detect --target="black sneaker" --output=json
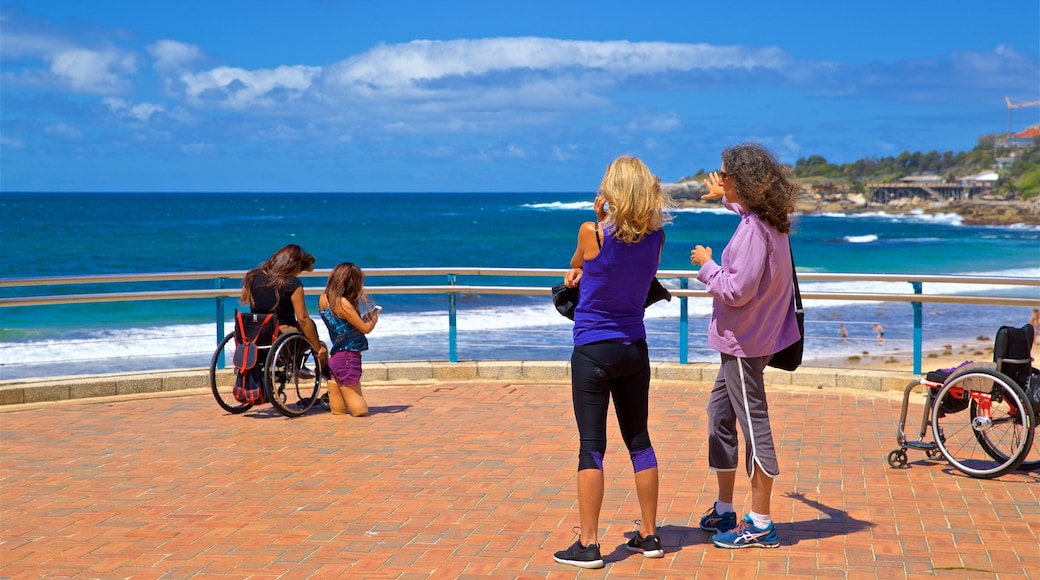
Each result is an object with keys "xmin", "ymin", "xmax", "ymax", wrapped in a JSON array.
[
  {"xmin": 553, "ymin": 540, "xmax": 604, "ymax": 569},
  {"xmin": 625, "ymin": 531, "xmax": 664, "ymax": 558}
]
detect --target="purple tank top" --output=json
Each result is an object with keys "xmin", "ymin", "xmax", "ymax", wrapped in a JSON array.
[{"xmin": 573, "ymin": 225, "xmax": 663, "ymax": 346}]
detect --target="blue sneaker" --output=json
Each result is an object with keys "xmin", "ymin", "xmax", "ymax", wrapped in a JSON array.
[
  {"xmin": 711, "ymin": 514, "xmax": 779, "ymax": 549},
  {"xmin": 699, "ymin": 506, "xmax": 737, "ymax": 533}
]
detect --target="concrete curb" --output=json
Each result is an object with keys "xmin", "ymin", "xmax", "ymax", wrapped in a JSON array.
[{"xmin": 0, "ymin": 361, "xmax": 918, "ymax": 407}]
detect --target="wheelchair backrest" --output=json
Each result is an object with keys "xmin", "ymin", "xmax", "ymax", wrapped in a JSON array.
[
  {"xmin": 233, "ymin": 310, "xmax": 280, "ymax": 371},
  {"xmin": 994, "ymin": 324, "xmax": 1034, "ymax": 387}
]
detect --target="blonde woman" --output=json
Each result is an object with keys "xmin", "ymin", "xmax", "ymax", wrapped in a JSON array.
[{"xmin": 553, "ymin": 156, "xmax": 673, "ymax": 569}]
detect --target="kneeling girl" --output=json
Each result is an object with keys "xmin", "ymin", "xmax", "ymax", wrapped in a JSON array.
[{"xmin": 319, "ymin": 262, "xmax": 378, "ymax": 417}]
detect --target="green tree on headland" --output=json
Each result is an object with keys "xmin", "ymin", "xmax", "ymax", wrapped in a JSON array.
[
  {"xmin": 678, "ymin": 135, "xmax": 1039, "ymax": 199},
  {"xmin": 787, "ymin": 134, "xmax": 1038, "ymax": 199}
]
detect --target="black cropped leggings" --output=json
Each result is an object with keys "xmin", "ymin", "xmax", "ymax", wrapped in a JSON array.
[{"xmin": 570, "ymin": 339, "xmax": 653, "ymax": 471}]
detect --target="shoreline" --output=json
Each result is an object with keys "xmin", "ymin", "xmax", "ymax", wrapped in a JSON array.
[
  {"xmin": 811, "ymin": 335, "xmax": 1040, "ymax": 374},
  {"xmin": 664, "ymin": 183, "xmax": 1040, "ymax": 227}
]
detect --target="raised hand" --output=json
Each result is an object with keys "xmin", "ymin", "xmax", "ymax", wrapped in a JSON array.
[{"xmin": 701, "ymin": 171, "xmax": 725, "ymax": 201}]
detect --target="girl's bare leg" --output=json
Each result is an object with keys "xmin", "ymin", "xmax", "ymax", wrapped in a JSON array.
[
  {"xmin": 341, "ymin": 383, "xmax": 369, "ymax": 417},
  {"xmin": 326, "ymin": 378, "xmax": 349, "ymax": 415}
]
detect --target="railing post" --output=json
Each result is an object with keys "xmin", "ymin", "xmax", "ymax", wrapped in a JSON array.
[
  {"xmin": 216, "ymin": 277, "xmax": 227, "ymax": 369},
  {"xmin": 448, "ymin": 274, "xmax": 458, "ymax": 363},
  {"xmin": 679, "ymin": 277, "xmax": 689, "ymax": 364},
  {"xmin": 911, "ymin": 281, "xmax": 923, "ymax": 375}
]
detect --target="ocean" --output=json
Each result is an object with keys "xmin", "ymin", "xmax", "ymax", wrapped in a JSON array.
[{"xmin": 1, "ymin": 192, "xmax": 1038, "ymax": 379}]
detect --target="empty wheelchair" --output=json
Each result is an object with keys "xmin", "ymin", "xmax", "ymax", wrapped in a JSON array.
[
  {"xmin": 209, "ymin": 310, "xmax": 324, "ymax": 418},
  {"xmin": 888, "ymin": 324, "xmax": 1038, "ymax": 478}
]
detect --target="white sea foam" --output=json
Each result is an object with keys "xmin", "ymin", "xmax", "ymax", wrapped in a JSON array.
[
  {"xmin": 815, "ymin": 210, "xmax": 964, "ymax": 226},
  {"xmin": 671, "ymin": 206, "xmax": 732, "ymax": 215},
  {"xmin": 843, "ymin": 234, "xmax": 878, "ymax": 243},
  {"xmin": 522, "ymin": 201, "xmax": 592, "ymax": 210},
  {"xmin": 521, "ymin": 200, "xmax": 733, "ymax": 216},
  {"xmin": 799, "ymin": 271, "xmax": 1039, "ymax": 307}
]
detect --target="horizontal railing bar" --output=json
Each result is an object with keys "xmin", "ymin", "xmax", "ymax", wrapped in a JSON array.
[
  {"xmin": 2, "ymin": 269, "xmax": 1038, "ymax": 288},
  {"xmin": 0, "ymin": 286, "xmax": 1035, "ymax": 308},
  {"xmin": 0, "ymin": 267, "xmax": 567, "ymax": 287}
]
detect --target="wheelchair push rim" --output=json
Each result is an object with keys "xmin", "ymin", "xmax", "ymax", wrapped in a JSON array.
[{"xmin": 265, "ymin": 332, "xmax": 323, "ymax": 418}]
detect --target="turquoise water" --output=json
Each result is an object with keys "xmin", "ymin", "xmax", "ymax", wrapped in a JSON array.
[{"xmin": 1, "ymin": 192, "xmax": 1037, "ymax": 378}]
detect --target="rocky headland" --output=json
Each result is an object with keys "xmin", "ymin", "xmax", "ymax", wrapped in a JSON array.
[{"xmin": 662, "ymin": 181, "xmax": 1040, "ymax": 227}]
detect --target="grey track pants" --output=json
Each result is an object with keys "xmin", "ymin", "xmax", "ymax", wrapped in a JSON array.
[{"xmin": 707, "ymin": 354, "xmax": 780, "ymax": 479}]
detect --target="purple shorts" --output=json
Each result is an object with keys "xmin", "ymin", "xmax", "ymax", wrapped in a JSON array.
[{"xmin": 328, "ymin": 350, "xmax": 362, "ymax": 385}]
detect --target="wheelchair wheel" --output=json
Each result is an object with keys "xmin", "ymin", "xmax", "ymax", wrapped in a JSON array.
[
  {"xmin": 210, "ymin": 332, "xmax": 251, "ymax": 414},
  {"xmin": 970, "ymin": 377, "xmax": 1037, "ymax": 472},
  {"xmin": 1012, "ymin": 433, "xmax": 1040, "ymax": 471},
  {"xmin": 264, "ymin": 332, "xmax": 322, "ymax": 418},
  {"xmin": 931, "ymin": 369, "xmax": 1033, "ymax": 478}
]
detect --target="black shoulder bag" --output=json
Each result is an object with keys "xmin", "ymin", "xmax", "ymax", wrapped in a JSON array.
[{"xmin": 766, "ymin": 239, "xmax": 804, "ymax": 371}]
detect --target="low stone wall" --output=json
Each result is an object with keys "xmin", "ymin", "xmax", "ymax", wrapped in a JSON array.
[{"xmin": 0, "ymin": 361, "xmax": 917, "ymax": 408}]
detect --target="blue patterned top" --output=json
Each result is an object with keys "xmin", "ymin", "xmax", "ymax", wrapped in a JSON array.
[{"xmin": 320, "ymin": 304, "xmax": 369, "ymax": 354}]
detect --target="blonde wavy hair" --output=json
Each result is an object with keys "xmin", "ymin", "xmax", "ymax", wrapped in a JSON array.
[{"xmin": 599, "ymin": 156, "xmax": 674, "ymax": 243}]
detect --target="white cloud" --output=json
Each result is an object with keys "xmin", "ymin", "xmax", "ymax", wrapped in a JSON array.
[
  {"xmin": 178, "ymin": 65, "xmax": 321, "ymax": 109},
  {"xmin": 783, "ymin": 134, "xmax": 801, "ymax": 155},
  {"xmin": 626, "ymin": 113, "xmax": 682, "ymax": 134},
  {"xmin": 48, "ymin": 48, "xmax": 136, "ymax": 94},
  {"xmin": 552, "ymin": 144, "xmax": 578, "ymax": 161},
  {"xmin": 103, "ymin": 97, "xmax": 165, "ymax": 121},
  {"xmin": 423, "ymin": 145, "xmax": 455, "ymax": 158},
  {"xmin": 1, "ymin": 19, "xmax": 137, "ymax": 94},
  {"xmin": 181, "ymin": 143, "xmax": 214, "ymax": 155},
  {"xmin": 44, "ymin": 123, "xmax": 83, "ymax": 139},
  {"xmin": 0, "ymin": 28, "xmax": 73, "ymax": 60},
  {"xmin": 148, "ymin": 40, "xmax": 203, "ymax": 72},
  {"xmin": 0, "ymin": 135, "xmax": 26, "ymax": 149},
  {"xmin": 324, "ymin": 37, "xmax": 790, "ymax": 94}
]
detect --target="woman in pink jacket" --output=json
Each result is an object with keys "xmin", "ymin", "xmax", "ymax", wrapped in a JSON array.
[{"xmin": 690, "ymin": 143, "xmax": 800, "ymax": 549}]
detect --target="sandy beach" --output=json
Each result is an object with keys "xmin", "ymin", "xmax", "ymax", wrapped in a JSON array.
[{"xmin": 812, "ymin": 333, "xmax": 1040, "ymax": 374}]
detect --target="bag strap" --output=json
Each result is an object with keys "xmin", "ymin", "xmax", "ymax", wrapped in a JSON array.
[
  {"xmin": 788, "ymin": 237, "xmax": 802, "ymax": 311},
  {"xmin": 236, "ymin": 310, "xmax": 275, "ymax": 344}
]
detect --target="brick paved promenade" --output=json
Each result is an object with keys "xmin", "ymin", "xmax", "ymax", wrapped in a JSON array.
[{"xmin": 2, "ymin": 375, "xmax": 1038, "ymax": 579}]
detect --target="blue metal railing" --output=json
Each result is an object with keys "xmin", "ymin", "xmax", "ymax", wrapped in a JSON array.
[{"xmin": 1, "ymin": 269, "xmax": 1037, "ymax": 375}]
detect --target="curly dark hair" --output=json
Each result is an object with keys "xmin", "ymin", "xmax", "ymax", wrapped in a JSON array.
[{"xmin": 722, "ymin": 143, "xmax": 799, "ymax": 233}]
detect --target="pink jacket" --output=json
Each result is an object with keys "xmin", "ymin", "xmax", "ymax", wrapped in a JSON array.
[{"xmin": 696, "ymin": 202, "xmax": 801, "ymax": 358}]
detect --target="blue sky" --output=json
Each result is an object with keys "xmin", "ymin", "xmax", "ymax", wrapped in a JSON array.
[{"xmin": 2, "ymin": 0, "xmax": 1038, "ymax": 193}]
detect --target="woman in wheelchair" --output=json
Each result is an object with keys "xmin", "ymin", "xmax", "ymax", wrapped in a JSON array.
[{"xmin": 240, "ymin": 244, "xmax": 328, "ymax": 366}]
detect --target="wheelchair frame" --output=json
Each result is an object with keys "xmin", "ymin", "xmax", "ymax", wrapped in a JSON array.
[
  {"xmin": 209, "ymin": 328, "xmax": 323, "ymax": 418},
  {"xmin": 888, "ymin": 363, "xmax": 1035, "ymax": 478}
]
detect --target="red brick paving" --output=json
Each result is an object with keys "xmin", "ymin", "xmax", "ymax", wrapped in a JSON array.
[{"xmin": 1, "ymin": 379, "xmax": 1038, "ymax": 579}]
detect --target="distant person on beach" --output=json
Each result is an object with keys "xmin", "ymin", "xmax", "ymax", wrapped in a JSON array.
[
  {"xmin": 241, "ymin": 244, "xmax": 327, "ymax": 363},
  {"xmin": 1031, "ymin": 308, "xmax": 1040, "ymax": 344},
  {"xmin": 318, "ymin": 262, "xmax": 378, "ymax": 417},
  {"xmin": 874, "ymin": 323, "xmax": 885, "ymax": 345},
  {"xmin": 689, "ymin": 143, "xmax": 799, "ymax": 550},
  {"xmin": 552, "ymin": 155, "xmax": 672, "ymax": 569},
  {"xmin": 839, "ymin": 324, "xmax": 848, "ymax": 343}
]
